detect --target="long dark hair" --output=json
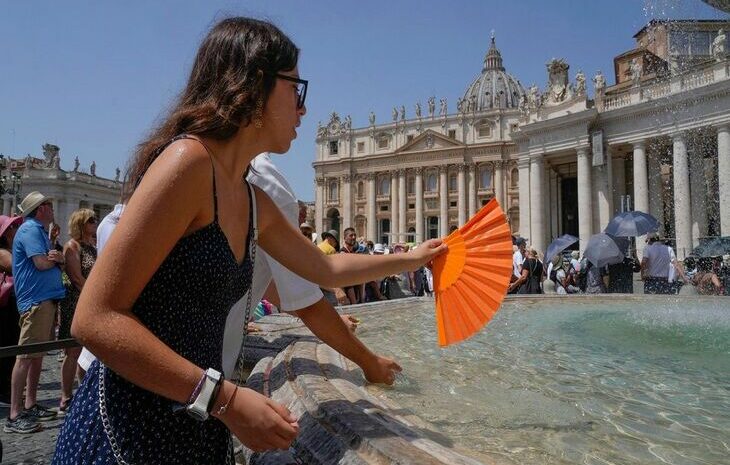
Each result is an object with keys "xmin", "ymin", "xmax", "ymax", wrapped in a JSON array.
[{"xmin": 124, "ymin": 17, "xmax": 299, "ymax": 199}]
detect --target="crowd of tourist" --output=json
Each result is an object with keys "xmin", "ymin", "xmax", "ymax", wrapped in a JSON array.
[
  {"xmin": 507, "ymin": 233, "xmax": 730, "ymax": 296},
  {"xmin": 309, "ymin": 226, "xmax": 431, "ymax": 307},
  {"xmin": 0, "ymin": 192, "xmax": 99, "ymax": 434}
]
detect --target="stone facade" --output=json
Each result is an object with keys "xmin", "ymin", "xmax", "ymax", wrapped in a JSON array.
[
  {"xmin": 0, "ymin": 147, "xmax": 121, "ymax": 241},
  {"xmin": 313, "ymin": 20, "xmax": 730, "ymax": 260},
  {"xmin": 313, "ymin": 36, "xmax": 523, "ymax": 245}
]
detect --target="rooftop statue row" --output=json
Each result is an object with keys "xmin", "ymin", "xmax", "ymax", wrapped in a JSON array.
[{"xmin": 4, "ymin": 143, "xmax": 121, "ymax": 182}]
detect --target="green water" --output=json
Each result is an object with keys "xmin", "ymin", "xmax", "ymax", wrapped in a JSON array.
[{"xmin": 359, "ymin": 297, "xmax": 730, "ymax": 465}]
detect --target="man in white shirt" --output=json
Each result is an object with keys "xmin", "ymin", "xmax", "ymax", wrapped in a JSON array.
[
  {"xmin": 510, "ymin": 237, "xmax": 526, "ymax": 294},
  {"xmin": 223, "ymin": 154, "xmax": 400, "ymax": 384}
]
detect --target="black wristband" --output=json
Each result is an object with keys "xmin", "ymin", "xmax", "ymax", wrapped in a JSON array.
[{"xmin": 206, "ymin": 373, "xmax": 225, "ymax": 414}]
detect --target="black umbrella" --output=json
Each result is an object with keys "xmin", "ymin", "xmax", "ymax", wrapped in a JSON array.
[
  {"xmin": 584, "ymin": 233, "xmax": 628, "ymax": 268},
  {"xmin": 691, "ymin": 236, "xmax": 730, "ymax": 257},
  {"xmin": 544, "ymin": 234, "xmax": 579, "ymax": 266},
  {"xmin": 604, "ymin": 211, "xmax": 660, "ymax": 237}
]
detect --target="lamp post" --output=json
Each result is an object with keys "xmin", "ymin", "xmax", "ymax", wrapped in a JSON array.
[{"xmin": 0, "ymin": 154, "xmax": 23, "ymax": 213}]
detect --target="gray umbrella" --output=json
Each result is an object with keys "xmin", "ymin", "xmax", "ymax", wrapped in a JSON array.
[
  {"xmin": 691, "ymin": 236, "xmax": 730, "ymax": 257},
  {"xmin": 583, "ymin": 233, "xmax": 627, "ymax": 268},
  {"xmin": 604, "ymin": 211, "xmax": 659, "ymax": 237},
  {"xmin": 544, "ymin": 234, "xmax": 579, "ymax": 266}
]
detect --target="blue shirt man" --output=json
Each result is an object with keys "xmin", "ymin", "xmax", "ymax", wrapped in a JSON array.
[{"xmin": 12, "ymin": 217, "xmax": 65, "ymax": 313}]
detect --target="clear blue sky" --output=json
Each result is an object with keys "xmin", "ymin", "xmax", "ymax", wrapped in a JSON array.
[{"xmin": 1, "ymin": 1, "xmax": 726, "ymax": 200}]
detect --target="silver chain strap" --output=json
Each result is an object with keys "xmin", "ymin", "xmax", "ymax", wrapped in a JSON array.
[{"xmin": 99, "ymin": 363, "xmax": 133, "ymax": 465}]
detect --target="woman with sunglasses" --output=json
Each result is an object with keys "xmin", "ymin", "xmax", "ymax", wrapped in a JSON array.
[
  {"xmin": 57, "ymin": 209, "xmax": 97, "ymax": 413},
  {"xmin": 53, "ymin": 17, "xmax": 445, "ymax": 465}
]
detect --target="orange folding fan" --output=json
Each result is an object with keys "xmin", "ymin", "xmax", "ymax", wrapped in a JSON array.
[{"xmin": 431, "ymin": 199, "xmax": 513, "ymax": 346}]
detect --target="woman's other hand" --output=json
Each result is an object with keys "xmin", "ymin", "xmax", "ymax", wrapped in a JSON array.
[{"xmin": 215, "ymin": 384, "xmax": 299, "ymax": 452}]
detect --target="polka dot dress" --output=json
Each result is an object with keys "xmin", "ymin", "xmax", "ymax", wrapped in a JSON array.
[{"xmin": 52, "ymin": 137, "xmax": 255, "ymax": 465}]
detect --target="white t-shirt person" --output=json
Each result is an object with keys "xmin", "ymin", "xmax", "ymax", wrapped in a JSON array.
[{"xmin": 222, "ymin": 154, "xmax": 323, "ymax": 378}]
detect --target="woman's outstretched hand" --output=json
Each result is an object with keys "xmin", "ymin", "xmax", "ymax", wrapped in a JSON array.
[{"xmin": 408, "ymin": 239, "xmax": 448, "ymax": 270}]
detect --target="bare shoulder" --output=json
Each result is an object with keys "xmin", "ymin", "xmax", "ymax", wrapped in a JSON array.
[
  {"xmin": 143, "ymin": 138, "xmax": 212, "ymax": 190},
  {"xmin": 64, "ymin": 239, "xmax": 80, "ymax": 253}
]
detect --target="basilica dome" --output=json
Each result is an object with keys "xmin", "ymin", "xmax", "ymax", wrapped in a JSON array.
[{"xmin": 462, "ymin": 36, "xmax": 525, "ymax": 111}]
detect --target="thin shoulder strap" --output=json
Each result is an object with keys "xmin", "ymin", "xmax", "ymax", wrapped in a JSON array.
[
  {"xmin": 245, "ymin": 181, "xmax": 258, "ymax": 242},
  {"xmin": 178, "ymin": 135, "xmax": 219, "ymax": 222}
]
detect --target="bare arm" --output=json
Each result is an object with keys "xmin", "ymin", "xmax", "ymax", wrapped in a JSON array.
[
  {"xmin": 256, "ymin": 187, "xmax": 446, "ymax": 288},
  {"xmin": 32, "ymin": 254, "xmax": 60, "ymax": 271},
  {"xmin": 0, "ymin": 249, "xmax": 12, "ymax": 274},
  {"xmin": 64, "ymin": 240, "xmax": 85, "ymax": 291}
]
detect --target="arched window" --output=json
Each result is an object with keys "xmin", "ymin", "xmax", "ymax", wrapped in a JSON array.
[
  {"xmin": 511, "ymin": 168, "xmax": 519, "ymax": 188},
  {"xmin": 479, "ymin": 166, "xmax": 492, "ymax": 189},
  {"xmin": 357, "ymin": 181, "xmax": 364, "ymax": 199},
  {"xmin": 426, "ymin": 173, "xmax": 437, "ymax": 192},
  {"xmin": 378, "ymin": 176, "xmax": 390, "ymax": 195},
  {"xmin": 328, "ymin": 181, "xmax": 338, "ymax": 201},
  {"xmin": 477, "ymin": 120, "xmax": 492, "ymax": 138}
]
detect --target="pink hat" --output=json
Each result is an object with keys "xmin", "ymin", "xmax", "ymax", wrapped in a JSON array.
[{"xmin": 0, "ymin": 215, "xmax": 23, "ymax": 240}]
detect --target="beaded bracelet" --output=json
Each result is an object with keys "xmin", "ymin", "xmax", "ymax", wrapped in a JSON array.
[{"xmin": 187, "ymin": 370, "xmax": 207, "ymax": 404}]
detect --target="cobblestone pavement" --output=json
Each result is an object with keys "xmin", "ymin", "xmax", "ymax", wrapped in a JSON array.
[{"xmin": 1, "ymin": 352, "xmax": 66, "ymax": 465}]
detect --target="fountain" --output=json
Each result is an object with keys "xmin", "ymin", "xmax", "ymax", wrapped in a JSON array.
[{"xmin": 243, "ymin": 295, "xmax": 729, "ymax": 465}]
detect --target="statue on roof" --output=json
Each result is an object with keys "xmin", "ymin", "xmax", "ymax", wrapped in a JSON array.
[
  {"xmin": 712, "ymin": 28, "xmax": 727, "ymax": 62},
  {"xmin": 369, "ymin": 111, "xmax": 376, "ymax": 126},
  {"xmin": 400, "ymin": 105, "xmax": 406, "ymax": 121},
  {"xmin": 592, "ymin": 70, "xmax": 606, "ymax": 94},
  {"xmin": 392, "ymin": 107, "xmax": 398, "ymax": 122},
  {"xmin": 90, "ymin": 161, "xmax": 96, "ymax": 176},
  {"xmin": 456, "ymin": 97, "xmax": 465, "ymax": 114},
  {"xmin": 42, "ymin": 143, "xmax": 60, "ymax": 168},
  {"xmin": 73, "ymin": 156, "xmax": 80, "ymax": 172},
  {"xmin": 546, "ymin": 58, "xmax": 571, "ymax": 104},
  {"xmin": 115, "ymin": 167, "xmax": 121, "ymax": 182},
  {"xmin": 427, "ymin": 96, "xmax": 435, "ymax": 117},
  {"xmin": 415, "ymin": 102, "xmax": 422, "ymax": 119},
  {"xmin": 575, "ymin": 70, "xmax": 586, "ymax": 95},
  {"xmin": 528, "ymin": 84, "xmax": 541, "ymax": 108}
]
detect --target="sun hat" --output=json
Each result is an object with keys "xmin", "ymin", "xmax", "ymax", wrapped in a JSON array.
[
  {"xmin": 0, "ymin": 215, "xmax": 23, "ymax": 239},
  {"xmin": 373, "ymin": 243, "xmax": 385, "ymax": 254},
  {"xmin": 299, "ymin": 222, "xmax": 313, "ymax": 230},
  {"xmin": 321, "ymin": 229, "xmax": 339, "ymax": 242},
  {"xmin": 17, "ymin": 191, "xmax": 53, "ymax": 217}
]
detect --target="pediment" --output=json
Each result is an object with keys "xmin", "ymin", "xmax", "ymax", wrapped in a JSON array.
[{"xmin": 395, "ymin": 130, "xmax": 465, "ymax": 154}]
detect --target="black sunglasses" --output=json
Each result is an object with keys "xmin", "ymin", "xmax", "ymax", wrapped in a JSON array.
[{"xmin": 276, "ymin": 74, "xmax": 308, "ymax": 109}]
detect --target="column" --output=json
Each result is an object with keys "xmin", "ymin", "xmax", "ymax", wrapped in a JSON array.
[
  {"xmin": 689, "ymin": 136, "xmax": 708, "ymax": 248},
  {"xmin": 632, "ymin": 141, "xmax": 649, "ymax": 215},
  {"xmin": 612, "ymin": 157, "xmax": 626, "ymax": 214},
  {"xmin": 415, "ymin": 168, "xmax": 424, "ymax": 243},
  {"xmin": 718, "ymin": 125, "xmax": 730, "ymax": 236},
  {"xmin": 494, "ymin": 161, "xmax": 504, "ymax": 209},
  {"xmin": 672, "ymin": 132, "xmax": 692, "ymax": 260},
  {"xmin": 518, "ymin": 157, "xmax": 531, "ymax": 240},
  {"xmin": 549, "ymin": 168, "xmax": 559, "ymax": 240},
  {"xmin": 315, "ymin": 177, "xmax": 324, "ymax": 238},
  {"xmin": 467, "ymin": 163, "xmax": 477, "ymax": 218},
  {"xmin": 398, "ymin": 169, "xmax": 407, "ymax": 240},
  {"xmin": 439, "ymin": 165, "xmax": 449, "ymax": 237},
  {"xmin": 577, "ymin": 146, "xmax": 593, "ymax": 253},
  {"xmin": 390, "ymin": 174, "xmax": 399, "ymax": 244},
  {"xmin": 648, "ymin": 150, "xmax": 664, "ymax": 233},
  {"xmin": 341, "ymin": 174, "xmax": 352, "ymax": 230},
  {"xmin": 529, "ymin": 154, "xmax": 546, "ymax": 254},
  {"xmin": 594, "ymin": 147, "xmax": 613, "ymax": 232},
  {"xmin": 366, "ymin": 173, "xmax": 377, "ymax": 241},
  {"xmin": 457, "ymin": 164, "xmax": 466, "ymax": 226}
]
